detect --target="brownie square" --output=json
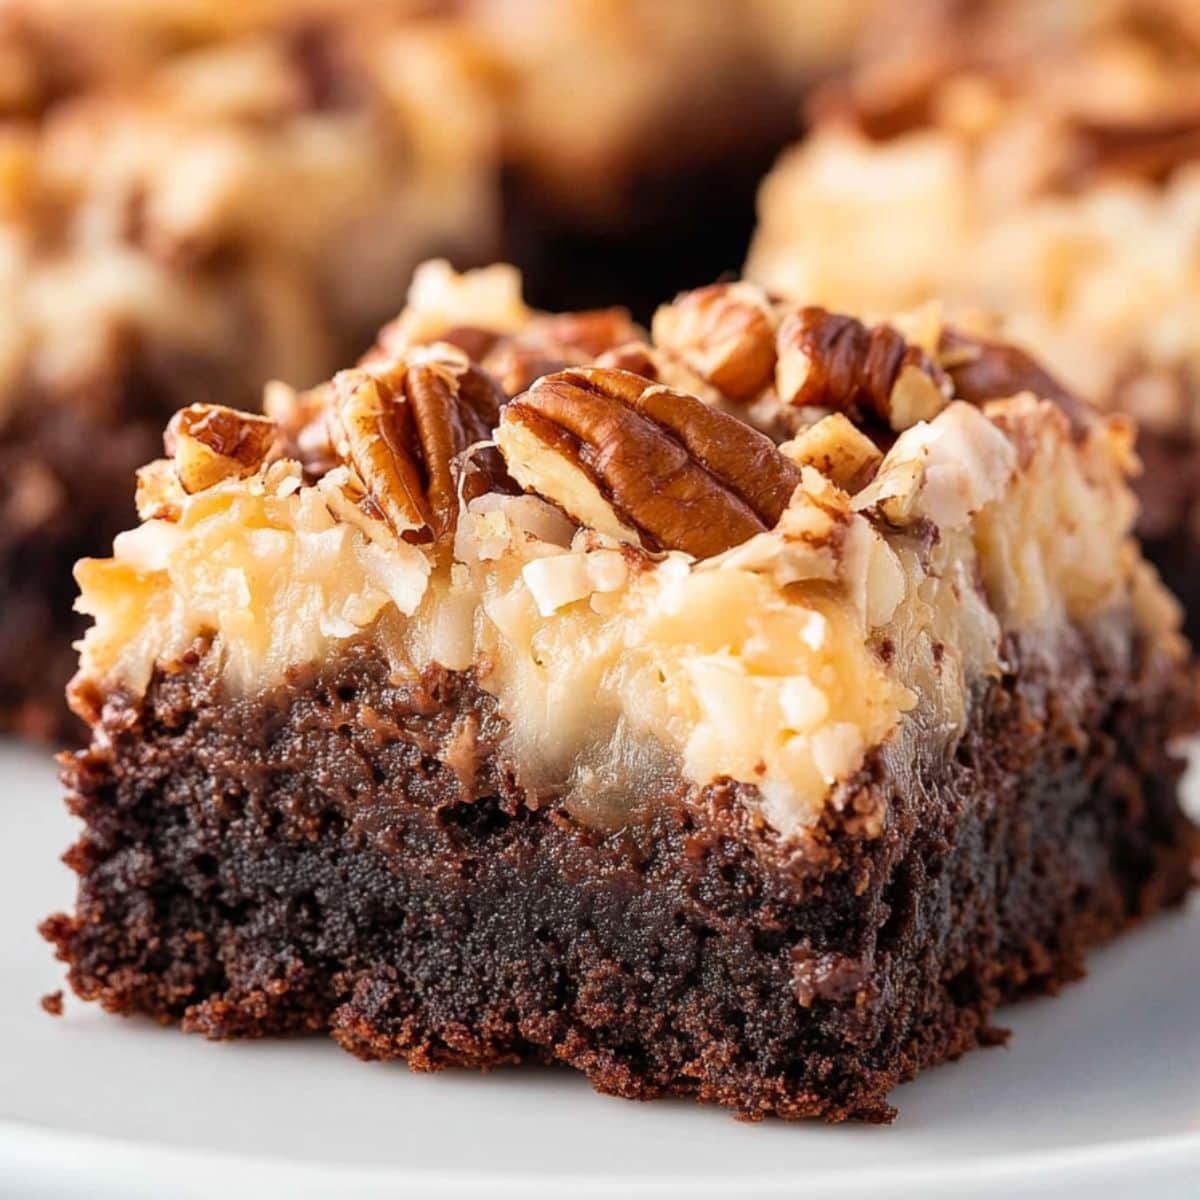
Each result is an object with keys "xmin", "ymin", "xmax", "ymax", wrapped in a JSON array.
[{"xmin": 44, "ymin": 268, "xmax": 1198, "ymax": 1119}]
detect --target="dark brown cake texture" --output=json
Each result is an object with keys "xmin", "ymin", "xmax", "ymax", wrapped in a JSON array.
[
  {"xmin": 42, "ymin": 272, "xmax": 1198, "ymax": 1121},
  {"xmin": 42, "ymin": 632, "xmax": 1195, "ymax": 1122}
]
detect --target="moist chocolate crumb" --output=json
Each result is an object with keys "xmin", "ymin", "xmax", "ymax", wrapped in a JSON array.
[
  {"xmin": 43, "ymin": 629, "xmax": 1197, "ymax": 1121},
  {"xmin": 41, "ymin": 990, "xmax": 64, "ymax": 1016}
]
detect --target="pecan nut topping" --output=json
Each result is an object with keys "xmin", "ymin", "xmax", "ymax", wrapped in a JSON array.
[
  {"xmin": 476, "ymin": 308, "xmax": 646, "ymax": 397},
  {"xmin": 332, "ymin": 354, "xmax": 503, "ymax": 543},
  {"xmin": 781, "ymin": 413, "xmax": 883, "ymax": 495},
  {"xmin": 470, "ymin": 310, "xmax": 630, "ymax": 397},
  {"xmin": 776, "ymin": 307, "xmax": 952, "ymax": 431},
  {"xmin": 1063, "ymin": 114, "xmax": 1200, "ymax": 192},
  {"xmin": 165, "ymin": 403, "xmax": 278, "ymax": 494},
  {"xmin": 496, "ymin": 367, "xmax": 803, "ymax": 559},
  {"xmin": 652, "ymin": 282, "xmax": 777, "ymax": 403},
  {"xmin": 480, "ymin": 340, "xmax": 577, "ymax": 399},
  {"xmin": 135, "ymin": 458, "xmax": 186, "ymax": 521},
  {"xmin": 375, "ymin": 307, "xmax": 643, "ymax": 399},
  {"xmin": 264, "ymin": 380, "xmax": 341, "ymax": 478},
  {"xmin": 531, "ymin": 308, "xmax": 644, "ymax": 358}
]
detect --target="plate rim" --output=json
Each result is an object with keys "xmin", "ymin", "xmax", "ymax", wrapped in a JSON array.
[{"xmin": 3, "ymin": 1114, "xmax": 1199, "ymax": 1199}]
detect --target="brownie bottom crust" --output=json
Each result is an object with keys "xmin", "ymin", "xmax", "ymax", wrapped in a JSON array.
[{"xmin": 43, "ymin": 631, "xmax": 1196, "ymax": 1122}]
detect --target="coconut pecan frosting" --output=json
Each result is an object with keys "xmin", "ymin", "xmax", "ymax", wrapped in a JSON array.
[{"xmin": 74, "ymin": 262, "xmax": 1182, "ymax": 839}]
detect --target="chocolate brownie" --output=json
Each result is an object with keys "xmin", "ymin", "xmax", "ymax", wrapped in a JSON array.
[{"xmin": 43, "ymin": 267, "xmax": 1198, "ymax": 1120}]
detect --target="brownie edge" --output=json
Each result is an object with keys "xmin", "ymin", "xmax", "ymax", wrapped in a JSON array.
[{"xmin": 43, "ymin": 627, "xmax": 1197, "ymax": 1122}]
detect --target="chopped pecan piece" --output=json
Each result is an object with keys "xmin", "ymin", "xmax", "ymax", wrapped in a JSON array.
[
  {"xmin": 436, "ymin": 326, "xmax": 504, "ymax": 363},
  {"xmin": 531, "ymin": 308, "xmax": 643, "ymax": 358},
  {"xmin": 782, "ymin": 414, "xmax": 883, "ymax": 495},
  {"xmin": 135, "ymin": 459, "xmax": 185, "ymax": 521},
  {"xmin": 482, "ymin": 341, "xmax": 576, "ymax": 398},
  {"xmin": 332, "ymin": 354, "xmax": 503, "ymax": 542},
  {"xmin": 496, "ymin": 367, "xmax": 802, "ymax": 559},
  {"xmin": 777, "ymin": 308, "xmax": 952, "ymax": 431},
  {"xmin": 165, "ymin": 404, "xmax": 278, "ymax": 494},
  {"xmin": 264, "ymin": 380, "xmax": 341, "ymax": 478},
  {"xmin": 652, "ymin": 282, "xmax": 777, "ymax": 402},
  {"xmin": 374, "ymin": 308, "xmax": 643, "ymax": 399},
  {"xmin": 1063, "ymin": 114, "xmax": 1200, "ymax": 191},
  {"xmin": 479, "ymin": 308, "xmax": 644, "ymax": 396},
  {"xmin": 594, "ymin": 342, "xmax": 660, "ymax": 378}
]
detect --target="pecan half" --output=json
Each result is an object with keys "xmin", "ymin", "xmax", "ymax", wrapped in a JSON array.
[
  {"xmin": 165, "ymin": 404, "xmax": 278, "ymax": 494},
  {"xmin": 652, "ymin": 282, "xmax": 777, "ymax": 403},
  {"xmin": 496, "ymin": 367, "xmax": 802, "ymax": 559},
  {"xmin": 332, "ymin": 354, "xmax": 503, "ymax": 542},
  {"xmin": 777, "ymin": 307, "xmax": 952, "ymax": 431}
]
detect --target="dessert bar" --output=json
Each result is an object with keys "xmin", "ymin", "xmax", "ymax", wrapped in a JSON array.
[{"xmin": 45, "ymin": 266, "xmax": 1197, "ymax": 1121}]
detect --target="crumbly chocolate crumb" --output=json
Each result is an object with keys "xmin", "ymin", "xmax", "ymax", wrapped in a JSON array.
[{"xmin": 43, "ymin": 632, "xmax": 1197, "ymax": 1121}]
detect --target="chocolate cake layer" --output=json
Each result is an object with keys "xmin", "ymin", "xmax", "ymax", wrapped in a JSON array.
[{"xmin": 43, "ymin": 627, "xmax": 1196, "ymax": 1122}]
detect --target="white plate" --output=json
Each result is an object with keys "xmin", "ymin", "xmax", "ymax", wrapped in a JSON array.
[{"xmin": 2, "ymin": 739, "xmax": 1197, "ymax": 1200}]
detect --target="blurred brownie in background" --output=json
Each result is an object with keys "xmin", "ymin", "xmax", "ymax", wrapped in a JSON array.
[
  {"xmin": 747, "ymin": 0, "xmax": 1200, "ymax": 630},
  {"xmin": 0, "ymin": 1, "xmax": 497, "ymax": 737}
]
